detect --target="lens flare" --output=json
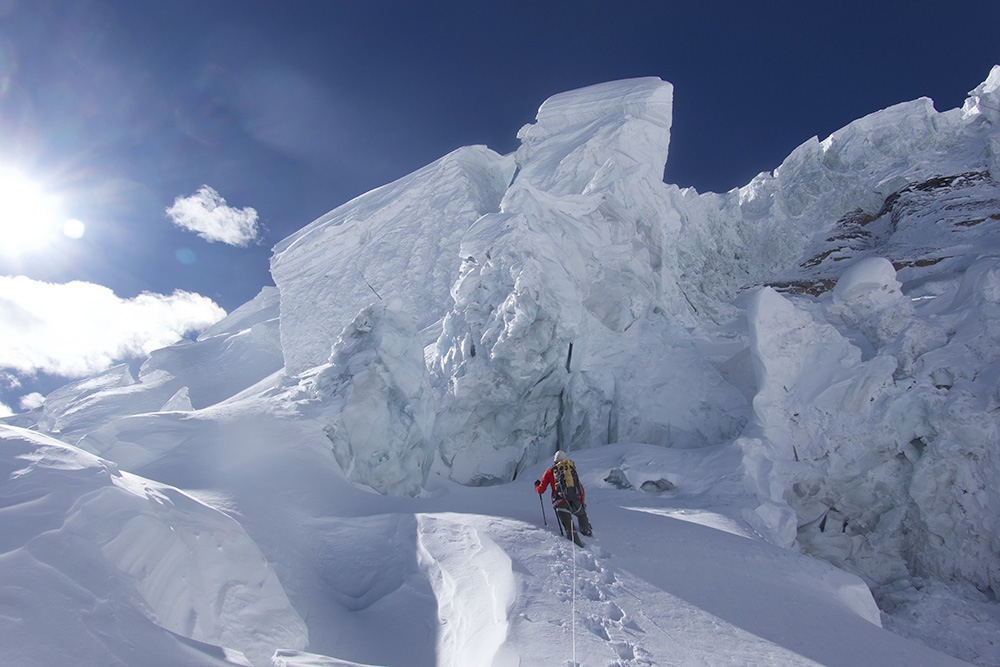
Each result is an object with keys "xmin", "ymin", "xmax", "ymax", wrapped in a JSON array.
[{"xmin": 63, "ymin": 218, "xmax": 86, "ymax": 239}]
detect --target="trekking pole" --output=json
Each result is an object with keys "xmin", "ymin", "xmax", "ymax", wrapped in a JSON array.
[{"xmin": 539, "ymin": 492, "xmax": 548, "ymax": 526}]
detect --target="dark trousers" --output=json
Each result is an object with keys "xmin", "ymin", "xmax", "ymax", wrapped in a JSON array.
[{"xmin": 555, "ymin": 500, "xmax": 592, "ymax": 545}]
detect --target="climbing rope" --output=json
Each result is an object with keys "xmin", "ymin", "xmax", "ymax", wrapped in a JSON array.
[
  {"xmin": 552, "ymin": 502, "xmax": 580, "ymax": 665},
  {"xmin": 571, "ymin": 521, "xmax": 578, "ymax": 666}
]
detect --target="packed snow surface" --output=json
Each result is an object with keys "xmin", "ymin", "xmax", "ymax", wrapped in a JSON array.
[{"xmin": 4, "ymin": 67, "xmax": 1000, "ymax": 665}]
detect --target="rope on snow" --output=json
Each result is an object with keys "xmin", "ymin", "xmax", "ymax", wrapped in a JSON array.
[{"xmin": 571, "ymin": 522, "xmax": 578, "ymax": 666}]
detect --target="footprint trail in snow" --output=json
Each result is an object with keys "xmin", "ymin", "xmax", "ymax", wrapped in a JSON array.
[{"xmin": 441, "ymin": 512, "xmax": 833, "ymax": 667}]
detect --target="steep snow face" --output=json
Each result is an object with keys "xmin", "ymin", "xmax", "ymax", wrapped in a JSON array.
[
  {"xmin": 431, "ymin": 77, "xmax": 750, "ymax": 484},
  {"xmin": 0, "ymin": 424, "xmax": 307, "ymax": 666},
  {"xmin": 514, "ymin": 77, "xmax": 673, "ymax": 196},
  {"xmin": 719, "ymin": 65, "xmax": 1000, "ymax": 588},
  {"xmin": 270, "ymin": 145, "xmax": 516, "ymax": 375},
  {"xmin": 740, "ymin": 286, "xmax": 899, "ymax": 549},
  {"xmin": 649, "ymin": 69, "xmax": 1000, "ymax": 619}
]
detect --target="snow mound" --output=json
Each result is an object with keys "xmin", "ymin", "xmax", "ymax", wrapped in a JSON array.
[
  {"xmin": 0, "ymin": 424, "xmax": 307, "ymax": 666},
  {"xmin": 832, "ymin": 256, "xmax": 902, "ymax": 306},
  {"xmin": 416, "ymin": 514, "xmax": 515, "ymax": 666}
]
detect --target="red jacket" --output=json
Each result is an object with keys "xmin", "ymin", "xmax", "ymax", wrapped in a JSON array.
[{"xmin": 535, "ymin": 466, "xmax": 585, "ymax": 505}]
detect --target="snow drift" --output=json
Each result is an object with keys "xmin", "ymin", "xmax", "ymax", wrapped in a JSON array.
[{"xmin": 0, "ymin": 424, "xmax": 307, "ymax": 666}]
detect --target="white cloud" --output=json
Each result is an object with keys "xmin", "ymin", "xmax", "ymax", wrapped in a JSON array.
[
  {"xmin": 0, "ymin": 276, "xmax": 226, "ymax": 378},
  {"xmin": 19, "ymin": 392, "xmax": 45, "ymax": 410},
  {"xmin": 166, "ymin": 185, "xmax": 260, "ymax": 247},
  {"xmin": 0, "ymin": 401, "xmax": 11, "ymax": 417}
]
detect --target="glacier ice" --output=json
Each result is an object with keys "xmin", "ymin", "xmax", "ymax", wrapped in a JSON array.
[
  {"xmin": 309, "ymin": 300, "xmax": 435, "ymax": 496},
  {"xmin": 270, "ymin": 145, "xmax": 515, "ymax": 375},
  {"xmin": 431, "ymin": 77, "xmax": 749, "ymax": 484}
]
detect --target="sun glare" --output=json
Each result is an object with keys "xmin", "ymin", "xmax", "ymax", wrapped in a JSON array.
[{"xmin": 0, "ymin": 167, "xmax": 65, "ymax": 257}]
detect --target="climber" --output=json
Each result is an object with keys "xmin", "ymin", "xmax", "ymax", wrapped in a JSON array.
[{"xmin": 536, "ymin": 450, "xmax": 593, "ymax": 546}]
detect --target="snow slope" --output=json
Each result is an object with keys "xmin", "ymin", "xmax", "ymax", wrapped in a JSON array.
[
  {"xmin": 0, "ymin": 424, "xmax": 306, "ymax": 667},
  {"xmin": 1, "ymin": 419, "xmax": 973, "ymax": 666},
  {"xmin": 4, "ymin": 67, "xmax": 1000, "ymax": 665}
]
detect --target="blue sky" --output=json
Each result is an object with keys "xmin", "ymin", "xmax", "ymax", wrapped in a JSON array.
[{"xmin": 1, "ymin": 0, "xmax": 999, "ymax": 412}]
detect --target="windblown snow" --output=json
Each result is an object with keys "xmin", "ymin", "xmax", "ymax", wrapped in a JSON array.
[{"xmin": 4, "ymin": 66, "xmax": 1000, "ymax": 666}]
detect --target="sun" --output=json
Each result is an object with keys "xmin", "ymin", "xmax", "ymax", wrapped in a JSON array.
[{"xmin": 0, "ymin": 167, "xmax": 65, "ymax": 257}]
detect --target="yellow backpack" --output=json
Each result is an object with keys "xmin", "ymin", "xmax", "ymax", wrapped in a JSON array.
[{"xmin": 553, "ymin": 458, "xmax": 581, "ymax": 502}]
